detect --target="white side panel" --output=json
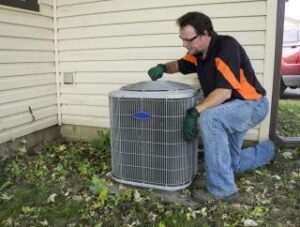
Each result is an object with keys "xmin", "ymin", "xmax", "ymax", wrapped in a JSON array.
[
  {"xmin": 61, "ymin": 94, "xmax": 109, "ymax": 106},
  {"xmin": 61, "ymin": 105, "xmax": 109, "ymax": 117},
  {"xmin": 0, "ymin": 116, "xmax": 58, "ymax": 144},
  {"xmin": 58, "ymin": 32, "xmax": 265, "ymax": 50},
  {"xmin": 0, "ymin": 74, "xmax": 55, "ymax": 90},
  {"xmin": 0, "ymin": 63, "xmax": 55, "ymax": 77},
  {"xmin": 0, "ymin": 7, "xmax": 53, "ymax": 28},
  {"xmin": 58, "ymin": 1, "xmax": 266, "ymax": 28},
  {"xmin": 0, "ymin": 4, "xmax": 57, "ymax": 144},
  {"xmin": 0, "ymin": 85, "xmax": 56, "ymax": 105},
  {"xmin": 58, "ymin": 17, "xmax": 265, "ymax": 39},
  {"xmin": 59, "ymin": 60, "xmax": 264, "ymax": 74},
  {"xmin": 0, "ymin": 51, "xmax": 54, "ymax": 63},
  {"xmin": 0, "ymin": 38, "xmax": 53, "ymax": 51},
  {"xmin": 0, "ymin": 22, "xmax": 53, "ymax": 40},
  {"xmin": 0, "ymin": 105, "xmax": 58, "ymax": 131},
  {"xmin": 0, "ymin": 95, "xmax": 57, "ymax": 118},
  {"xmin": 57, "ymin": 0, "xmax": 261, "ymax": 17},
  {"xmin": 59, "ymin": 46, "xmax": 265, "ymax": 61}
]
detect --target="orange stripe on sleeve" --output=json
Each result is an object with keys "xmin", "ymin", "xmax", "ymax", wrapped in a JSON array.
[
  {"xmin": 215, "ymin": 57, "xmax": 241, "ymax": 89},
  {"xmin": 215, "ymin": 57, "xmax": 261, "ymax": 100},
  {"xmin": 238, "ymin": 69, "xmax": 262, "ymax": 100},
  {"xmin": 183, "ymin": 53, "xmax": 197, "ymax": 65}
]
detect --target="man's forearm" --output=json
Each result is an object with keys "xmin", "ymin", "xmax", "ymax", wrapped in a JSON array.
[
  {"xmin": 195, "ymin": 88, "xmax": 232, "ymax": 113},
  {"xmin": 165, "ymin": 61, "xmax": 179, "ymax": 74}
]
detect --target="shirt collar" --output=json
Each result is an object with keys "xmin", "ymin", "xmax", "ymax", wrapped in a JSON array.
[{"xmin": 198, "ymin": 33, "xmax": 218, "ymax": 61}]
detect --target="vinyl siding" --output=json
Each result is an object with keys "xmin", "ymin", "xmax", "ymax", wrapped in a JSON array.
[
  {"xmin": 56, "ymin": 0, "xmax": 277, "ymax": 141},
  {"xmin": 0, "ymin": 0, "xmax": 57, "ymax": 143}
]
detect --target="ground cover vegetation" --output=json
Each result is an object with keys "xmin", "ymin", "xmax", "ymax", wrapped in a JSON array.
[
  {"xmin": 277, "ymin": 99, "xmax": 300, "ymax": 137},
  {"xmin": 0, "ymin": 100, "xmax": 299, "ymax": 226}
]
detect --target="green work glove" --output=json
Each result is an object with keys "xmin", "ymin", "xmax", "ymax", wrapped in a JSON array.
[
  {"xmin": 182, "ymin": 107, "xmax": 200, "ymax": 141},
  {"xmin": 147, "ymin": 64, "xmax": 166, "ymax": 81}
]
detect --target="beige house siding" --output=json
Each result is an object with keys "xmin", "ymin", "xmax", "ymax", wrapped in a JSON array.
[
  {"xmin": 0, "ymin": 0, "xmax": 57, "ymax": 144},
  {"xmin": 0, "ymin": 0, "xmax": 278, "ymax": 143},
  {"xmin": 57, "ymin": 0, "xmax": 276, "ymax": 141}
]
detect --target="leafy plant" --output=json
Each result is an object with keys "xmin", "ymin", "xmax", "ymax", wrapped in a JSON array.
[
  {"xmin": 89, "ymin": 177, "xmax": 108, "ymax": 196},
  {"xmin": 90, "ymin": 130, "xmax": 110, "ymax": 154},
  {"xmin": 9, "ymin": 160, "xmax": 22, "ymax": 177}
]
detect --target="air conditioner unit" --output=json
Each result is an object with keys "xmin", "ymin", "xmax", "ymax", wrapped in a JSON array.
[{"xmin": 109, "ymin": 80, "xmax": 198, "ymax": 191}]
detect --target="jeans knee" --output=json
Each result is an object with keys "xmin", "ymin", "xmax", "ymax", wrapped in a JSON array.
[{"xmin": 199, "ymin": 108, "xmax": 220, "ymax": 132}]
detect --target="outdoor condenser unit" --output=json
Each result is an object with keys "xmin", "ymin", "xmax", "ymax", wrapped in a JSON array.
[{"xmin": 109, "ymin": 80, "xmax": 198, "ymax": 191}]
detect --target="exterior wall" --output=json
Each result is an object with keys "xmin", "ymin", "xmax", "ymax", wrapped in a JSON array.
[
  {"xmin": 58, "ymin": 0, "xmax": 276, "ymax": 141},
  {"xmin": 0, "ymin": 125, "xmax": 61, "ymax": 160},
  {"xmin": 0, "ymin": 0, "xmax": 58, "ymax": 144}
]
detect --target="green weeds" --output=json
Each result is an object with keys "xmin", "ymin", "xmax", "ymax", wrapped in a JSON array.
[{"xmin": 277, "ymin": 99, "xmax": 300, "ymax": 137}]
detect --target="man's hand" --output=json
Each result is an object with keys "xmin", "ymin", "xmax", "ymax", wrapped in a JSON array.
[
  {"xmin": 147, "ymin": 64, "xmax": 166, "ymax": 81},
  {"xmin": 182, "ymin": 107, "xmax": 200, "ymax": 141}
]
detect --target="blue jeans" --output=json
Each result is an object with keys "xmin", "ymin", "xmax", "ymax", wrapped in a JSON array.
[{"xmin": 198, "ymin": 96, "xmax": 275, "ymax": 197}]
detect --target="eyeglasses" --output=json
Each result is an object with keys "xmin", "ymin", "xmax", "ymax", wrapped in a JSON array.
[{"xmin": 179, "ymin": 34, "xmax": 199, "ymax": 43}]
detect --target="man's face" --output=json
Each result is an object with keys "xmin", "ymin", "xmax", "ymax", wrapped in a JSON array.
[{"xmin": 179, "ymin": 25, "xmax": 211, "ymax": 56}]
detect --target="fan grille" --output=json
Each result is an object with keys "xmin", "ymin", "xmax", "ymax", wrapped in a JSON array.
[{"xmin": 109, "ymin": 81, "xmax": 198, "ymax": 190}]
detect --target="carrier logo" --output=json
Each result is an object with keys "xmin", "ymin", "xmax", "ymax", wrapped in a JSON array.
[{"xmin": 132, "ymin": 112, "xmax": 151, "ymax": 120}]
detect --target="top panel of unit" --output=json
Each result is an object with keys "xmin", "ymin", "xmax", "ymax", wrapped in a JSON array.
[
  {"xmin": 121, "ymin": 80, "xmax": 194, "ymax": 92},
  {"xmin": 109, "ymin": 80, "xmax": 197, "ymax": 99}
]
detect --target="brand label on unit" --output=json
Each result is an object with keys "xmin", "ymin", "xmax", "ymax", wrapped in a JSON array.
[{"xmin": 132, "ymin": 112, "xmax": 151, "ymax": 120}]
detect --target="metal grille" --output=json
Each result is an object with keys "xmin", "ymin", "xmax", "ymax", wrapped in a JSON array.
[{"xmin": 109, "ymin": 81, "xmax": 198, "ymax": 191}]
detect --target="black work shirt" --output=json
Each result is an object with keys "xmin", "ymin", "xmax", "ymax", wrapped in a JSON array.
[{"xmin": 177, "ymin": 34, "xmax": 266, "ymax": 100}]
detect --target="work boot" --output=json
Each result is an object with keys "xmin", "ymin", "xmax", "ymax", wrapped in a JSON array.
[{"xmin": 192, "ymin": 189, "xmax": 239, "ymax": 203}]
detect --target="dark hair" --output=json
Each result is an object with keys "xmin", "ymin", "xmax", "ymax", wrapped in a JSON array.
[{"xmin": 176, "ymin": 12, "xmax": 215, "ymax": 36}]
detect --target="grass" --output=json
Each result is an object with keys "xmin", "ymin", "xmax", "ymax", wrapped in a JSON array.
[
  {"xmin": 0, "ymin": 101, "xmax": 300, "ymax": 226},
  {"xmin": 277, "ymin": 99, "xmax": 300, "ymax": 137}
]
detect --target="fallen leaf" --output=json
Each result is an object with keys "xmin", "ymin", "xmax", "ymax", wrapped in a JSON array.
[
  {"xmin": 57, "ymin": 145, "xmax": 66, "ymax": 152},
  {"xmin": 255, "ymin": 170, "xmax": 263, "ymax": 175},
  {"xmin": 0, "ymin": 181, "xmax": 12, "ymax": 191},
  {"xmin": 47, "ymin": 193, "xmax": 57, "ymax": 203},
  {"xmin": 158, "ymin": 222, "xmax": 166, "ymax": 227},
  {"xmin": 18, "ymin": 146, "xmax": 27, "ymax": 154},
  {"xmin": 246, "ymin": 186, "xmax": 254, "ymax": 192},
  {"xmin": 282, "ymin": 151, "xmax": 293, "ymax": 160},
  {"xmin": 134, "ymin": 190, "xmax": 143, "ymax": 202},
  {"xmin": 243, "ymin": 218, "xmax": 258, "ymax": 226},
  {"xmin": 200, "ymin": 207, "xmax": 208, "ymax": 217},
  {"xmin": 292, "ymin": 172, "xmax": 300, "ymax": 178},
  {"xmin": 2, "ymin": 217, "xmax": 13, "ymax": 226},
  {"xmin": 0, "ymin": 193, "xmax": 13, "ymax": 200},
  {"xmin": 39, "ymin": 219, "xmax": 49, "ymax": 226},
  {"xmin": 22, "ymin": 206, "xmax": 35, "ymax": 214},
  {"xmin": 271, "ymin": 175, "xmax": 281, "ymax": 180}
]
